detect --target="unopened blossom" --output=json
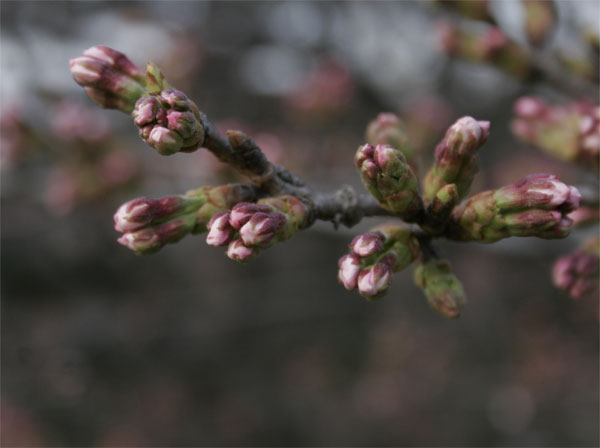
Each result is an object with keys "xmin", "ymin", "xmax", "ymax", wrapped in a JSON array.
[
  {"xmin": 450, "ymin": 174, "xmax": 581, "ymax": 242},
  {"xmin": 132, "ymin": 89, "xmax": 205, "ymax": 155},
  {"xmin": 423, "ymin": 116, "xmax": 490, "ymax": 202},
  {"xmin": 114, "ymin": 196, "xmax": 190, "ymax": 233},
  {"xmin": 365, "ymin": 113, "xmax": 414, "ymax": 162},
  {"xmin": 414, "ymin": 259, "xmax": 466, "ymax": 318},
  {"xmin": 206, "ymin": 196, "xmax": 310, "ymax": 263},
  {"xmin": 115, "ymin": 184, "xmax": 257, "ymax": 255},
  {"xmin": 226, "ymin": 239, "xmax": 255, "ymax": 262},
  {"xmin": 338, "ymin": 224, "xmax": 420, "ymax": 300},
  {"xmin": 357, "ymin": 263, "xmax": 393, "ymax": 299},
  {"xmin": 206, "ymin": 212, "xmax": 235, "ymax": 247},
  {"xmin": 239, "ymin": 212, "xmax": 286, "ymax": 246},
  {"xmin": 349, "ymin": 232, "xmax": 385, "ymax": 257},
  {"xmin": 355, "ymin": 143, "xmax": 423, "ymax": 220},
  {"xmin": 229, "ymin": 203, "xmax": 272, "ymax": 229},
  {"xmin": 117, "ymin": 219, "xmax": 192, "ymax": 255},
  {"xmin": 338, "ymin": 254, "xmax": 362, "ymax": 290},
  {"xmin": 70, "ymin": 45, "xmax": 146, "ymax": 113}
]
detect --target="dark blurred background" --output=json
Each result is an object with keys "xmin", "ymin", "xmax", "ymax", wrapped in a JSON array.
[{"xmin": 1, "ymin": 1, "xmax": 598, "ymax": 446}]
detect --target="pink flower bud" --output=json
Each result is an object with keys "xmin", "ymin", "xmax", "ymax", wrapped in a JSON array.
[
  {"xmin": 357, "ymin": 264, "xmax": 392, "ymax": 298},
  {"xmin": 349, "ymin": 231, "xmax": 385, "ymax": 257},
  {"xmin": 147, "ymin": 126, "xmax": 183, "ymax": 155},
  {"xmin": 239, "ymin": 212, "xmax": 286, "ymax": 246},
  {"xmin": 227, "ymin": 239, "xmax": 255, "ymax": 262},
  {"xmin": 229, "ymin": 203, "xmax": 272, "ymax": 229},
  {"xmin": 337, "ymin": 254, "xmax": 361, "ymax": 290},
  {"xmin": 494, "ymin": 174, "xmax": 581, "ymax": 212},
  {"xmin": 114, "ymin": 196, "xmax": 185, "ymax": 233},
  {"xmin": 131, "ymin": 89, "xmax": 204, "ymax": 155},
  {"xmin": 206, "ymin": 211, "xmax": 234, "ymax": 247},
  {"xmin": 70, "ymin": 46, "xmax": 146, "ymax": 113}
]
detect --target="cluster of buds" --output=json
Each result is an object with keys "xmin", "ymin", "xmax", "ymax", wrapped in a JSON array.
[
  {"xmin": 114, "ymin": 184, "xmax": 256, "ymax": 254},
  {"xmin": 413, "ymin": 259, "xmax": 466, "ymax": 318},
  {"xmin": 205, "ymin": 195, "xmax": 310, "ymax": 262},
  {"xmin": 70, "ymin": 46, "xmax": 146, "ymax": 113},
  {"xmin": 511, "ymin": 97, "xmax": 600, "ymax": 171},
  {"xmin": 437, "ymin": 22, "xmax": 532, "ymax": 79},
  {"xmin": 132, "ymin": 89, "xmax": 205, "ymax": 155},
  {"xmin": 355, "ymin": 143, "xmax": 423, "ymax": 221},
  {"xmin": 338, "ymin": 224, "xmax": 420, "ymax": 300},
  {"xmin": 553, "ymin": 236, "xmax": 600, "ymax": 299},
  {"xmin": 365, "ymin": 113, "xmax": 414, "ymax": 164},
  {"xmin": 450, "ymin": 174, "xmax": 581, "ymax": 243}
]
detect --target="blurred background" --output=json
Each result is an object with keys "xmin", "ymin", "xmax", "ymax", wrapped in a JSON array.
[{"xmin": 1, "ymin": 1, "xmax": 598, "ymax": 446}]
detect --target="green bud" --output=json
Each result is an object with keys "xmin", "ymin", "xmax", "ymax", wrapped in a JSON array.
[{"xmin": 414, "ymin": 259, "xmax": 466, "ymax": 318}]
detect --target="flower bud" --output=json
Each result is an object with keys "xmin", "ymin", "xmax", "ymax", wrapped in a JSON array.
[
  {"xmin": 423, "ymin": 116, "xmax": 489, "ymax": 202},
  {"xmin": 493, "ymin": 174, "xmax": 581, "ymax": 213},
  {"xmin": 357, "ymin": 263, "xmax": 393, "ymax": 299},
  {"xmin": 229, "ymin": 203, "xmax": 272, "ymax": 229},
  {"xmin": 337, "ymin": 223, "xmax": 420, "ymax": 299},
  {"xmin": 114, "ymin": 196, "xmax": 187, "ymax": 233},
  {"xmin": 239, "ymin": 212, "xmax": 286, "ymax": 246},
  {"xmin": 117, "ymin": 219, "xmax": 191, "ymax": 255},
  {"xmin": 70, "ymin": 46, "xmax": 146, "ymax": 113},
  {"xmin": 132, "ymin": 89, "xmax": 205, "ymax": 155},
  {"xmin": 365, "ymin": 113, "xmax": 414, "ymax": 162},
  {"xmin": 206, "ymin": 211, "xmax": 235, "ymax": 247},
  {"xmin": 227, "ymin": 239, "xmax": 255, "ymax": 262},
  {"xmin": 349, "ymin": 231, "xmax": 385, "ymax": 257},
  {"xmin": 414, "ymin": 259, "xmax": 466, "ymax": 318},
  {"xmin": 338, "ymin": 254, "xmax": 362, "ymax": 290},
  {"xmin": 355, "ymin": 143, "xmax": 423, "ymax": 220},
  {"xmin": 450, "ymin": 174, "xmax": 581, "ymax": 242}
]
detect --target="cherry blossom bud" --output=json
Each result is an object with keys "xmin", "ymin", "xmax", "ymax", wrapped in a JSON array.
[
  {"xmin": 337, "ymin": 223, "xmax": 420, "ymax": 299},
  {"xmin": 357, "ymin": 263, "xmax": 393, "ymax": 299},
  {"xmin": 117, "ymin": 219, "xmax": 191, "ymax": 255},
  {"xmin": 414, "ymin": 259, "xmax": 466, "ymax": 318},
  {"xmin": 493, "ymin": 174, "xmax": 581, "ymax": 213},
  {"xmin": 70, "ymin": 46, "xmax": 146, "ymax": 113},
  {"xmin": 229, "ymin": 203, "xmax": 272, "ymax": 229},
  {"xmin": 206, "ymin": 211, "xmax": 235, "ymax": 247},
  {"xmin": 349, "ymin": 231, "xmax": 385, "ymax": 257},
  {"xmin": 338, "ymin": 254, "xmax": 362, "ymax": 290},
  {"xmin": 450, "ymin": 174, "xmax": 580, "ymax": 242},
  {"xmin": 355, "ymin": 143, "xmax": 423, "ymax": 220},
  {"xmin": 365, "ymin": 113, "xmax": 414, "ymax": 162},
  {"xmin": 227, "ymin": 239, "xmax": 255, "ymax": 262},
  {"xmin": 114, "ymin": 196, "xmax": 187, "ymax": 233},
  {"xmin": 239, "ymin": 212, "xmax": 286, "ymax": 246},
  {"xmin": 132, "ymin": 89, "xmax": 205, "ymax": 155},
  {"xmin": 423, "ymin": 116, "xmax": 489, "ymax": 202}
]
